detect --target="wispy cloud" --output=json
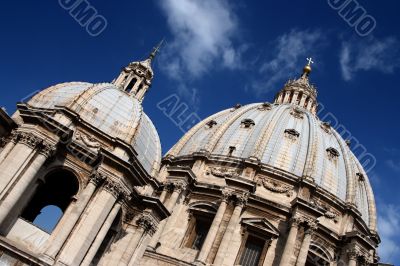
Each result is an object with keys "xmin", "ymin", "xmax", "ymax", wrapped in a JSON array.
[
  {"xmin": 378, "ymin": 202, "xmax": 400, "ymax": 263},
  {"xmin": 249, "ymin": 29, "xmax": 325, "ymax": 96},
  {"xmin": 340, "ymin": 36, "xmax": 400, "ymax": 81},
  {"xmin": 385, "ymin": 159, "xmax": 400, "ymax": 173},
  {"xmin": 158, "ymin": 0, "xmax": 243, "ymax": 105}
]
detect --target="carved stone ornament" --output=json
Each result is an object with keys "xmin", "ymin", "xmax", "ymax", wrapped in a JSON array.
[
  {"xmin": 137, "ymin": 214, "xmax": 158, "ymax": 236},
  {"xmin": 290, "ymin": 106, "xmax": 305, "ymax": 119},
  {"xmin": 320, "ymin": 122, "xmax": 332, "ymax": 134},
  {"xmin": 221, "ymin": 188, "xmax": 233, "ymax": 202},
  {"xmin": 39, "ymin": 142, "xmax": 57, "ymax": 158},
  {"xmin": 284, "ymin": 129, "xmax": 300, "ymax": 141},
  {"xmin": 124, "ymin": 210, "xmax": 136, "ymax": 223},
  {"xmin": 207, "ymin": 167, "xmax": 239, "ymax": 178},
  {"xmin": 258, "ymin": 102, "xmax": 272, "ymax": 111},
  {"xmin": 0, "ymin": 137, "xmax": 7, "ymax": 148},
  {"xmin": 231, "ymin": 103, "xmax": 242, "ymax": 112},
  {"xmin": 89, "ymin": 171, "xmax": 106, "ymax": 186},
  {"xmin": 75, "ymin": 132, "xmax": 101, "ymax": 150},
  {"xmin": 241, "ymin": 119, "xmax": 255, "ymax": 128},
  {"xmin": 235, "ymin": 192, "xmax": 249, "ymax": 207},
  {"xmin": 309, "ymin": 198, "xmax": 340, "ymax": 222},
  {"xmin": 169, "ymin": 180, "xmax": 187, "ymax": 193},
  {"xmin": 206, "ymin": 120, "xmax": 217, "ymax": 129},
  {"xmin": 326, "ymin": 147, "xmax": 340, "ymax": 160},
  {"xmin": 103, "ymin": 180, "xmax": 123, "ymax": 199},
  {"xmin": 258, "ymin": 176, "xmax": 293, "ymax": 197},
  {"xmin": 18, "ymin": 132, "xmax": 42, "ymax": 149}
]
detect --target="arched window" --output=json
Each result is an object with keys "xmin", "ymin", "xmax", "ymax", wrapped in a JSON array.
[
  {"xmin": 306, "ymin": 245, "xmax": 332, "ymax": 266},
  {"xmin": 21, "ymin": 170, "xmax": 79, "ymax": 233}
]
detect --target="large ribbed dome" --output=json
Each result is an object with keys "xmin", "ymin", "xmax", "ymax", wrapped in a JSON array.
[
  {"xmin": 167, "ymin": 74, "xmax": 376, "ymax": 231},
  {"xmin": 27, "ymin": 81, "xmax": 161, "ymax": 176}
]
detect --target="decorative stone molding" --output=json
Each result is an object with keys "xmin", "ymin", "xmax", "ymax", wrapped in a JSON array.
[
  {"xmin": 137, "ymin": 213, "xmax": 158, "ymax": 236},
  {"xmin": 235, "ymin": 192, "xmax": 249, "ymax": 207},
  {"xmin": 309, "ymin": 198, "xmax": 340, "ymax": 222},
  {"xmin": 284, "ymin": 129, "xmax": 300, "ymax": 141},
  {"xmin": 0, "ymin": 137, "xmax": 7, "ymax": 148},
  {"xmin": 257, "ymin": 176, "xmax": 293, "ymax": 197},
  {"xmin": 124, "ymin": 210, "xmax": 136, "ymax": 223},
  {"xmin": 89, "ymin": 171, "xmax": 106, "ymax": 186},
  {"xmin": 290, "ymin": 106, "xmax": 305, "ymax": 119},
  {"xmin": 39, "ymin": 142, "xmax": 57, "ymax": 158},
  {"xmin": 75, "ymin": 131, "xmax": 101, "ymax": 150},
  {"xmin": 103, "ymin": 180, "xmax": 123, "ymax": 199},
  {"xmin": 19, "ymin": 132, "xmax": 42, "ymax": 149},
  {"xmin": 221, "ymin": 188, "xmax": 233, "ymax": 202},
  {"xmin": 207, "ymin": 167, "xmax": 239, "ymax": 178},
  {"xmin": 170, "ymin": 181, "xmax": 187, "ymax": 193}
]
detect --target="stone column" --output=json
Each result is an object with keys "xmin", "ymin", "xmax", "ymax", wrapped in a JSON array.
[
  {"xmin": 117, "ymin": 213, "xmax": 157, "ymax": 266},
  {"xmin": 80, "ymin": 201, "xmax": 122, "ymax": 266},
  {"xmin": 283, "ymin": 91, "xmax": 291, "ymax": 103},
  {"xmin": 0, "ymin": 133, "xmax": 17, "ymax": 164},
  {"xmin": 195, "ymin": 190, "xmax": 231, "ymax": 264},
  {"xmin": 43, "ymin": 172, "xmax": 105, "ymax": 259},
  {"xmin": 0, "ymin": 140, "xmax": 56, "ymax": 232},
  {"xmin": 347, "ymin": 250, "xmax": 358, "ymax": 266},
  {"xmin": 296, "ymin": 225, "xmax": 317, "ymax": 266},
  {"xmin": 148, "ymin": 181, "xmax": 186, "ymax": 249},
  {"xmin": 213, "ymin": 192, "xmax": 248, "ymax": 266},
  {"xmin": 57, "ymin": 179, "xmax": 124, "ymax": 266},
  {"xmin": 158, "ymin": 186, "xmax": 168, "ymax": 203},
  {"xmin": 127, "ymin": 215, "xmax": 158, "ymax": 265},
  {"xmin": 263, "ymin": 238, "xmax": 277, "ymax": 266},
  {"xmin": 0, "ymin": 132, "xmax": 41, "ymax": 198},
  {"xmin": 279, "ymin": 218, "xmax": 301, "ymax": 266}
]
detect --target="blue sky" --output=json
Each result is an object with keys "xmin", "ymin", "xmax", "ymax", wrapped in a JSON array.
[{"xmin": 1, "ymin": 0, "xmax": 399, "ymax": 263}]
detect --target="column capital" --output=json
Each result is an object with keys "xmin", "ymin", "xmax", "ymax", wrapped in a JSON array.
[
  {"xmin": 235, "ymin": 192, "xmax": 249, "ymax": 207},
  {"xmin": 18, "ymin": 132, "xmax": 42, "ymax": 149},
  {"xmin": 170, "ymin": 180, "xmax": 187, "ymax": 193},
  {"xmin": 137, "ymin": 213, "xmax": 158, "ymax": 236},
  {"xmin": 103, "ymin": 179, "xmax": 124, "ymax": 199},
  {"xmin": 89, "ymin": 171, "xmax": 106, "ymax": 186},
  {"xmin": 38, "ymin": 141, "xmax": 57, "ymax": 158},
  {"xmin": 346, "ymin": 249, "xmax": 360, "ymax": 260},
  {"xmin": 221, "ymin": 188, "xmax": 233, "ymax": 202}
]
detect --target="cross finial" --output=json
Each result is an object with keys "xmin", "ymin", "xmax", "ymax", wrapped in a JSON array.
[
  {"xmin": 149, "ymin": 39, "xmax": 165, "ymax": 60},
  {"xmin": 306, "ymin": 57, "xmax": 314, "ymax": 66}
]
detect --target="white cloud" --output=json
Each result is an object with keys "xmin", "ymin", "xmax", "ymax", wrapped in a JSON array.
[
  {"xmin": 377, "ymin": 203, "xmax": 400, "ymax": 263},
  {"xmin": 159, "ymin": 0, "xmax": 241, "ymax": 77},
  {"xmin": 340, "ymin": 36, "xmax": 400, "ymax": 81},
  {"xmin": 249, "ymin": 29, "xmax": 325, "ymax": 95}
]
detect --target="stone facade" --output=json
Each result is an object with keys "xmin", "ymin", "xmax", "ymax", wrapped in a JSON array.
[{"xmin": 0, "ymin": 52, "xmax": 389, "ymax": 266}]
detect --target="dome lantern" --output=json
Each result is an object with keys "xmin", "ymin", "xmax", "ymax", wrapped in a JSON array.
[
  {"xmin": 274, "ymin": 58, "xmax": 318, "ymax": 114},
  {"xmin": 112, "ymin": 40, "xmax": 164, "ymax": 101}
]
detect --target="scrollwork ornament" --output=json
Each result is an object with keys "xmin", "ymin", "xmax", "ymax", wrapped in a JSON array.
[
  {"xmin": 19, "ymin": 132, "xmax": 41, "ymax": 149},
  {"xmin": 39, "ymin": 142, "xmax": 57, "ymax": 158},
  {"xmin": 89, "ymin": 171, "xmax": 106, "ymax": 186},
  {"xmin": 236, "ymin": 192, "xmax": 249, "ymax": 207},
  {"xmin": 221, "ymin": 188, "xmax": 233, "ymax": 202},
  {"xmin": 260, "ymin": 177, "xmax": 293, "ymax": 197},
  {"xmin": 137, "ymin": 214, "xmax": 158, "ymax": 236},
  {"xmin": 207, "ymin": 167, "xmax": 239, "ymax": 178},
  {"xmin": 103, "ymin": 180, "xmax": 123, "ymax": 199},
  {"xmin": 172, "ymin": 181, "xmax": 187, "ymax": 193}
]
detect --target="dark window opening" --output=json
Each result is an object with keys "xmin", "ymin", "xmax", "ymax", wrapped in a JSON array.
[
  {"xmin": 125, "ymin": 78, "xmax": 137, "ymax": 92},
  {"xmin": 185, "ymin": 217, "xmax": 212, "ymax": 250},
  {"xmin": 228, "ymin": 146, "xmax": 236, "ymax": 156},
  {"xmin": 239, "ymin": 236, "xmax": 265, "ymax": 266},
  {"xmin": 21, "ymin": 170, "xmax": 79, "ymax": 233}
]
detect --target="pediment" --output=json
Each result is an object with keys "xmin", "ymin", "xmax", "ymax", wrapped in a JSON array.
[{"xmin": 241, "ymin": 218, "xmax": 280, "ymax": 238}]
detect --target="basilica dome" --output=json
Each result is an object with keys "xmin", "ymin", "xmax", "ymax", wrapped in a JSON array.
[
  {"xmin": 25, "ymin": 53, "xmax": 162, "ymax": 177},
  {"xmin": 167, "ymin": 67, "xmax": 376, "ymax": 231}
]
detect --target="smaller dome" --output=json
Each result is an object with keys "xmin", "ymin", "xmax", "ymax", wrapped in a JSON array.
[{"xmin": 27, "ymin": 82, "xmax": 161, "ymax": 176}]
